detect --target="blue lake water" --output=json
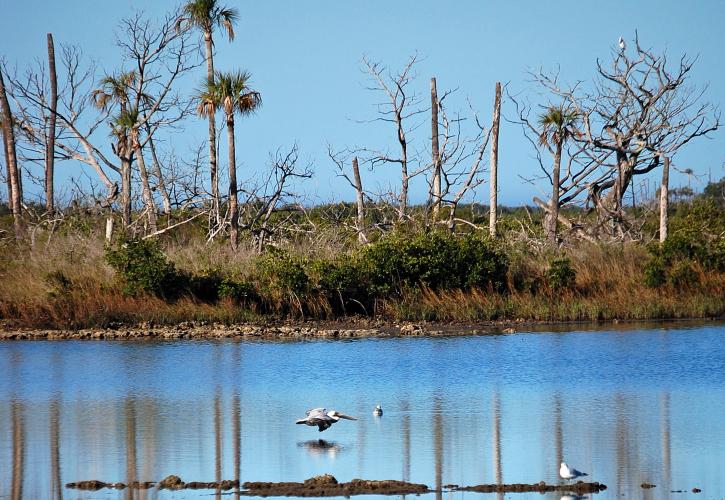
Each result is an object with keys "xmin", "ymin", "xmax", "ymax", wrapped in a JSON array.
[{"xmin": 1, "ymin": 322, "xmax": 724, "ymax": 499}]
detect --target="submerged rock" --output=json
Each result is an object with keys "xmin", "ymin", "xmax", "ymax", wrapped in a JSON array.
[
  {"xmin": 157, "ymin": 475, "xmax": 184, "ymax": 490},
  {"xmin": 242, "ymin": 475, "xmax": 429, "ymax": 496},
  {"xmin": 65, "ymin": 480, "xmax": 109, "ymax": 491},
  {"xmin": 455, "ymin": 480, "xmax": 607, "ymax": 495}
]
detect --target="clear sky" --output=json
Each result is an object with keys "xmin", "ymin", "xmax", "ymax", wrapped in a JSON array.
[{"xmin": 1, "ymin": 0, "xmax": 723, "ymax": 206}]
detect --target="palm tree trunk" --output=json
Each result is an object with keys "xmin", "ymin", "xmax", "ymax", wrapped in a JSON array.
[
  {"xmin": 431, "ymin": 77, "xmax": 441, "ymax": 222},
  {"xmin": 121, "ymin": 154, "xmax": 132, "ymax": 227},
  {"xmin": 46, "ymin": 33, "xmax": 58, "ymax": 213},
  {"xmin": 489, "ymin": 82, "xmax": 501, "ymax": 237},
  {"xmin": 205, "ymin": 33, "xmax": 220, "ymax": 224},
  {"xmin": 134, "ymin": 142, "xmax": 158, "ymax": 233},
  {"xmin": 547, "ymin": 142, "xmax": 562, "ymax": 245},
  {"xmin": 227, "ymin": 116, "xmax": 239, "ymax": 250},
  {"xmin": 0, "ymin": 69, "xmax": 24, "ymax": 240}
]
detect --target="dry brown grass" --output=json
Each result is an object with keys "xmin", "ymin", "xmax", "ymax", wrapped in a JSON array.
[{"xmin": 1, "ymin": 234, "xmax": 722, "ymax": 330}]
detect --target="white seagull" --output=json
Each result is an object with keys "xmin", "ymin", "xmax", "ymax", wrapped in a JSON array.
[
  {"xmin": 618, "ymin": 36, "xmax": 626, "ymax": 51},
  {"xmin": 373, "ymin": 404, "xmax": 383, "ymax": 416},
  {"xmin": 296, "ymin": 408, "xmax": 357, "ymax": 432},
  {"xmin": 559, "ymin": 462, "xmax": 588, "ymax": 481}
]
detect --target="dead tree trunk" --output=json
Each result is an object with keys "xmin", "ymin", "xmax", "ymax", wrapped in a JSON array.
[
  {"xmin": 352, "ymin": 156, "xmax": 367, "ymax": 243},
  {"xmin": 430, "ymin": 77, "xmax": 441, "ymax": 222},
  {"xmin": 145, "ymin": 124, "xmax": 171, "ymax": 215},
  {"xmin": 547, "ymin": 141, "xmax": 562, "ymax": 245},
  {"xmin": 134, "ymin": 144, "xmax": 158, "ymax": 233},
  {"xmin": 0, "ymin": 69, "xmax": 24, "ymax": 239},
  {"xmin": 46, "ymin": 33, "xmax": 57, "ymax": 213},
  {"xmin": 489, "ymin": 82, "xmax": 501, "ymax": 237},
  {"xmin": 659, "ymin": 156, "xmax": 670, "ymax": 243}
]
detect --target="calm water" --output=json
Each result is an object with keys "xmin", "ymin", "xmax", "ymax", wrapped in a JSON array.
[{"xmin": 1, "ymin": 322, "xmax": 724, "ymax": 500}]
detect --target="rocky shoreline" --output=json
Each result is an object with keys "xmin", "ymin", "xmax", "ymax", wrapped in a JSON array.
[{"xmin": 0, "ymin": 317, "xmax": 719, "ymax": 341}]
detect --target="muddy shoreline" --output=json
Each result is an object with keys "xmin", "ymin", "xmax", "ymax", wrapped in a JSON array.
[{"xmin": 1, "ymin": 317, "xmax": 720, "ymax": 341}]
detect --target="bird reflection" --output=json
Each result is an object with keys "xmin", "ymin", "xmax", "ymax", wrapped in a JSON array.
[{"xmin": 298, "ymin": 439, "xmax": 344, "ymax": 458}]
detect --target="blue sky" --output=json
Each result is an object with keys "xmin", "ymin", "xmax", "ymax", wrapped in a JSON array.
[{"xmin": 1, "ymin": 0, "xmax": 723, "ymax": 205}]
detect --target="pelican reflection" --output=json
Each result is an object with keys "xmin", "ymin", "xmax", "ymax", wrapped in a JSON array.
[{"xmin": 298, "ymin": 439, "xmax": 343, "ymax": 458}]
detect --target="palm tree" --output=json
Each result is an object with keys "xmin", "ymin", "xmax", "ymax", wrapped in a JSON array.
[
  {"xmin": 93, "ymin": 72, "xmax": 137, "ymax": 226},
  {"xmin": 178, "ymin": 0, "xmax": 239, "ymax": 225},
  {"xmin": 198, "ymin": 70, "xmax": 261, "ymax": 250},
  {"xmin": 538, "ymin": 105, "xmax": 579, "ymax": 245}
]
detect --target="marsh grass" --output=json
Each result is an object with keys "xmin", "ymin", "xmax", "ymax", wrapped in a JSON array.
[{"xmin": 1, "ymin": 226, "xmax": 722, "ymax": 330}]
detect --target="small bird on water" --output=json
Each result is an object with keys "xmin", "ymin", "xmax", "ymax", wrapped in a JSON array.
[
  {"xmin": 296, "ymin": 408, "xmax": 357, "ymax": 432},
  {"xmin": 373, "ymin": 404, "xmax": 383, "ymax": 416},
  {"xmin": 559, "ymin": 461, "xmax": 588, "ymax": 481}
]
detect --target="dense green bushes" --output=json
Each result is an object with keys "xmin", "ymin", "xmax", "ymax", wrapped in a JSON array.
[
  {"xmin": 105, "ymin": 231, "xmax": 509, "ymax": 315},
  {"xmin": 106, "ymin": 238, "xmax": 186, "ymax": 299},
  {"xmin": 644, "ymin": 198, "xmax": 724, "ymax": 287}
]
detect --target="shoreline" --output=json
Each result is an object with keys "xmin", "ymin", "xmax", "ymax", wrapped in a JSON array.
[{"xmin": 1, "ymin": 316, "xmax": 722, "ymax": 341}]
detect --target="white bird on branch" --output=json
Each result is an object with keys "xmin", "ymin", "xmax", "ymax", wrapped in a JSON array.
[{"xmin": 618, "ymin": 36, "xmax": 626, "ymax": 51}]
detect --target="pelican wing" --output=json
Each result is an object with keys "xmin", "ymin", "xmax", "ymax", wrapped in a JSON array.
[
  {"xmin": 306, "ymin": 408, "xmax": 327, "ymax": 417},
  {"xmin": 317, "ymin": 420, "xmax": 332, "ymax": 432}
]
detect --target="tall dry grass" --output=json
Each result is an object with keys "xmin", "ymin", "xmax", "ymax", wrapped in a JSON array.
[{"xmin": 0, "ymin": 233, "xmax": 722, "ymax": 329}]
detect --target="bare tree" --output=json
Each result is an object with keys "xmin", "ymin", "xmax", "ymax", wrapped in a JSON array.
[
  {"xmin": 534, "ymin": 36, "xmax": 719, "ymax": 235},
  {"xmin": 0, "ymin": 68, "xmax": 24, "ymax": 239},
  {"xmin": 361, "ymin": 55, "xmax": 426, "ymax": 222},
  {"xmin": 239, "ymin": 144, "xmax": 312, "ymax": 252},
  {"xmin": 430, "ymin": 77, "xmax": 441, "ymax": 221},
  {"xmin": 46, "ymin": 33, "xmax": 58, "ymax": 212},
  {"xmin": 489, "ymin": 82, "xmax": 501, "ymax": 237}
]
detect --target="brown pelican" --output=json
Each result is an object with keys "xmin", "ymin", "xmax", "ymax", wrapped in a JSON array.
[
  {"xmin": 296, "ymin": 408, "xmax": 357, "ymax": 432},
  {"xmin": 559, "ymin": 462, "xmax": 588, "ymax": 481},
  {"xmin": 373, "ymin": 404, "xmax": 383, "ymax": 416}
]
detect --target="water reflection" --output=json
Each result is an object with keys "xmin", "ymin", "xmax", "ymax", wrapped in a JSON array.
[
  {"xmin": 298, "ymin": 439, "xmax": 343, "ymax": 458},
  {"xmin": 1, "ymin": 324, "xmax": 724, "ymax": 499}
]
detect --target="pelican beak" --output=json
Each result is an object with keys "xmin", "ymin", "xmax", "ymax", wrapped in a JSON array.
[{"xmin": 337, "ymin": 413, "xmax": 357, "ymax": 420}]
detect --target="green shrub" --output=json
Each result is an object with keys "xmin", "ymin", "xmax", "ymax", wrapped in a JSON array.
[
  {"xmin": 545, "ymin": 258, "xmax": 576, "ymax": 291},
  {"xmin": 218, "ymin": 277, "xmax": 257, "ymax": 303},
  {"xmin": 105, "ymin": 238, "xmax": 187, "ymax": 298},
  {"xmin": 643, "ymin": 257, "xmax": 667, "ymax": 288},
  {"xmin": 255, "ymin": 249, "xmax": 310, "ymax": 298},
  {"xmin": 360, "ymin": 231, "xmax": 508, "ymax": 295},
  {"xmin": 307, "ymin": 257, "xmax": 370, "ymax": 313}
]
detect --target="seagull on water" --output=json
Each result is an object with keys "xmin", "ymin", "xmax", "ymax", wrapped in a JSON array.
[
  {"xmin": 559, "ymin": 462, "xmax": 588, "ymax": 481},
  {"xmin": 373, "ymin": 404, "xmax": 383, "ymax": 416},
  {"xmin": 296, "ymin": 408, "xmax": 357, "ymax": 432},
  {"xmin": 618, "ymin": 36, "xmax": 626, "ymax": 51}
]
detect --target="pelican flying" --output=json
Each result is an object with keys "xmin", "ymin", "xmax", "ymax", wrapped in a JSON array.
[
  {"xmin": 296, "ymin": 408, "xmax": 357, "ymax": 432},
  {"xmin": 559, "ymin": 462, "xmax": 588, "ymax": 481}
]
